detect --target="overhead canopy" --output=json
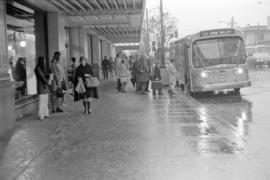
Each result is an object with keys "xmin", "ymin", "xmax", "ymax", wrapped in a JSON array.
[{"xmin": 26, "ymin": 0, "xmax": 146, "ymax": 49}]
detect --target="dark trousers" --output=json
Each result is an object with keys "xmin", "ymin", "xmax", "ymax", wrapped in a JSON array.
[
  {"xmin": 103, "ymin": 68, "xmax": 108, "ymax": 79},
  {"xmin": 146, "ymin": 80, "xmax": 150, "ymax": 91},
  {"xmin": 117, "ymin": 79, "xmax": 122, "ymax": 91}
]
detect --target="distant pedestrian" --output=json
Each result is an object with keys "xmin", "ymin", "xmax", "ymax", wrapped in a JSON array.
[
  {"xmin": 109, "ymin": 57, "xmax": 114, "ymax": 79},
  {"xmin": 102, "ymin": 56, "xmax": 109, "ymax": 79},
  {"xmin": 152, "ymin": 62, "xmax": 163, "ymax": 95},
  {"xmin": 74, "ymin": 56, "xmax": 98, "ymax": 114},
  {"xmin": 115, "ymin": 54, "xmax": 122, "ymax": 92},
  {"xmin": 34, "ymin": 56, "xmax": 50, "ymax": 120},
  {"xmin": 119, "ymin": 59, "xmax": 129, "ymax": 93},
  {"xmin": 67, "ymin": 57, "xmax": 77, "ymax": 94},
  {"xmin": 130, "ymin": 58, "xmax": 136, "ymax": 88},
  {"xmin": 145, "ymin": 57, "xmax": 152, "ymax": 92},
  {"xmin": 166, "ymin": 59, "xmax": 177, "ymax": 95}
]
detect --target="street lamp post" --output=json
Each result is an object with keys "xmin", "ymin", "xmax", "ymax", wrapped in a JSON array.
[
  {"xmin": 146, "ymin": 8, "xmax": 150, "ymax": 57},
  {"xmin": 160, "ymin": 0, "xmax": 165, "ymax": 67}
]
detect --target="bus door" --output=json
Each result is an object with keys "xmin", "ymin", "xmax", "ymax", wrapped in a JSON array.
[{"xmin": 183, "ymin": 43, "xmax": 191, "ymax": 91}]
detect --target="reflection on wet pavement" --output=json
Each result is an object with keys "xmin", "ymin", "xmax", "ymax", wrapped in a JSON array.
[{"xmin": 1, "ymin": 69, "xmax": 270, "ymax": 179}]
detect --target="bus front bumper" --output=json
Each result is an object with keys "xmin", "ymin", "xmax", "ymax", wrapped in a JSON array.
[{"xmin": 194, "ymin": 81, "xmax": 251, "ymax": 92}]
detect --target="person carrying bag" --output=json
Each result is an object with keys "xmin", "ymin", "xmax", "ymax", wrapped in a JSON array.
[{"xmin": 74, "ymin": 56, "xmax": 98, "ymax": 115}]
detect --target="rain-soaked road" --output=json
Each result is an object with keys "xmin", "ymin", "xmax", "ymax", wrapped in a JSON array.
[{"xmin": 1, "ymin": 68, "xmax": 270, "ymax": 180}]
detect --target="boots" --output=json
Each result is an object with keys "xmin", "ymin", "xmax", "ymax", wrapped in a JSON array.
[
  {"xmin": 87, "ymin": 102, "xmax": 91, "ymax": 114},
  {"xmin": 83, "ymin": 101, "xmax": 87, "ymax": 114}
]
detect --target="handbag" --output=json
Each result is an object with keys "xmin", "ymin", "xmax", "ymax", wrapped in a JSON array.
[
  {"xmin": 75, "ymin": 81, "xmax": 86, "ymax": 94},
  {"xmin": 86, "ymin": 77, "xmax": 99, "ymax": 87},
  {"xmin": 151, "ymin": 80, "xmax": 162, "ymax": 89},
  {"xmin": 62, "ymin": 80, "xmax": 67, "ymax": 91},
  {"xmin": 56, "ymin": 88, "xmax": 64, "ymax": 98}
]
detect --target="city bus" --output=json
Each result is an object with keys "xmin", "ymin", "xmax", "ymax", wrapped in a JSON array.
[
  {"xmin": 246, "ymin": 45, "xmax": 270, "ymax": 68},
  {"xmin": 169, "ymin": 28, "xmax": 251, "ymax": 95}
]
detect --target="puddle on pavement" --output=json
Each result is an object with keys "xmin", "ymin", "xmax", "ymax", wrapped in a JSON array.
[{"xmin": 188, "ymin": 137, "xmax": 238, "ymax": 155}]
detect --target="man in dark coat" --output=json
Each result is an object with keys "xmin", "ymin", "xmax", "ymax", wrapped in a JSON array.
[
  {"xmin": 134, "ymin": 56, "xmax": 149, "ymax": 94},
  {"xmin": 101, "ymin": 56, "xmax": 110, "ymax": 79}
]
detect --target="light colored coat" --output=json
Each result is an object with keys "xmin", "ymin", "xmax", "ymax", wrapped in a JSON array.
[
  {"xmin": 51, "ymin": 61, "xmax": 65, "ymax": 91},
  {"xmin": 168, "ymin": 63, "xmax": 177, "ymax": 84},
  {"xmin": 115, "ymin": 57, "xmax": 122, "ymax": 79},
  {"xmin": 119, "ymin": 63, "xmax": 129, "ymax": 79}
]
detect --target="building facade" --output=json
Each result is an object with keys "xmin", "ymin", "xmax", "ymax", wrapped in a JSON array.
[
  {"xmin": 242, "ymin": 25, "xmax": 270, "ymax": 46},
  {"xmin": 0, "ymin": 0, "xmax": 145, "ymax": 137}
]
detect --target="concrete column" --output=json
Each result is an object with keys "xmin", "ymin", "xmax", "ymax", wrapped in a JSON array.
[
  {"xmin": 101, "ymin": 40, "xmax": 107, "ymax": 59},
  {"xmin": 111, "ymin": 45, "xmax": 116, "ymax": 58},
  {"xmin": 0, "ymin": 0, "xmax": 15, "ymax": 137},
  {"xmin": 47, "ymin": 12, "xmax": 68, "ymax": 66},
  {"xmin": 92, "ymin": 35, "xmax": 100, "ymax": 65},
  {"xmin": 69, "ymin": 27, "xmax": 88, "ymax": 61}
]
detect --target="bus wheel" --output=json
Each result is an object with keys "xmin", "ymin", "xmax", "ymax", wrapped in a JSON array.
[{"xmin": 233, "ymin": 88, "xmax": 240, "ymax": 95}]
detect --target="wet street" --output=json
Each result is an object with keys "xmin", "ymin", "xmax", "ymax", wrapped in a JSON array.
[{"xmin": 1, "ymin": 68, "xmax": 270, "ymax": 180}]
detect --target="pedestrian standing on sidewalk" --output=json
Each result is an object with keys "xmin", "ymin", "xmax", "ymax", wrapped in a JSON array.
[
  {"xmin": 145, "ymin": 57, "xmax": 152, "ymax": 92},
  {"xmin": 152, "ymin": 62, "xmax": 163, "ymax": 95},
  {"xmin": 166, "ymin": 59, "xmax": 177, "ymax": 95},
  {"xmin": 102, "ymin": 56, "xmax": 109, "ymax": 80},
  {"xmin": 115, "ymin": 54, "xmax": 122, "ymax": 92},
  {"xmin": 119, "ymin": 58, "xmax": 129, "ymax": 93},
  {"xmin": 74, "ymin": 56, "xmax": 98, "ymax": 114},
  {"xmin": 51, "ymin": 51, "xmax": 65, "ymax": 113},
  {"xmin": 134, "ymin": 55, "xmax": 149, "ymax": 94},
  {"xmin": 67, "ymin": 57, "xmax": 77, "ymax": 95},
  {"xmin": 109, "ymin": 57, "xmax": 114, "ymax": 79},
  {"xmin": 34, "ymin": 56, "xmax": 50, "ymax": 120}
]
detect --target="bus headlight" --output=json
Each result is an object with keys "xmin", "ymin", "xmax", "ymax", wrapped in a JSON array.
[
  {"xmin": 235, "ymin": 67, "xmax": 244, "ymax": 74},
  {"xmin": 200, "ymin": 71, "xmax": 209, "ymax": 78}
]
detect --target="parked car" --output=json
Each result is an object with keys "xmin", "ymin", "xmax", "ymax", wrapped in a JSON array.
[{"xmin": 246, "ymin": 45, "xmax": 270, "ymax": 68}]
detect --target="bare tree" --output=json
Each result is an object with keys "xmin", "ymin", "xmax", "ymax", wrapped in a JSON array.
[{"xmin": 140, "ymin": 9, "xmax": 178, "ymax": 54}]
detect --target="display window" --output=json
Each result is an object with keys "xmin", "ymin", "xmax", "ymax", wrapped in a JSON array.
[{"xmin": 6, "ymin": 0, "xmax": 46, "ymax": 101}]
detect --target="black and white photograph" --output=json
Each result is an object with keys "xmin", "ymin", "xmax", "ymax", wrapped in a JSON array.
[{"xmin": 0, "ymin": 0, "xmax": 270, "ymax": 179}]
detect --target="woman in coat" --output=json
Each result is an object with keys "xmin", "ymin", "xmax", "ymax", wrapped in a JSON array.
[
  {"xmin": 166, "ymin": 59, "xmax": 177, "ymax": 95},
  {"xmin": 119, "ymin": 59, "xmax": 129, "ymax": 93},
  {"xmin": 34, "ymin": 56, "xmax": 50, "ymax": 120},
  {"xmin": 74, "ymin": 56, "xmax": 98, "ymax": 114},
  {"xmin": 134, "ymin": 56, "xmax": 149, "ymax": 94}
]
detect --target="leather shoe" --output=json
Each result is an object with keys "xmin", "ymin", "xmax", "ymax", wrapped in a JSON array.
[{"xmin": 56, "ymin": 108, "xmax": 63, "ymax": 112}]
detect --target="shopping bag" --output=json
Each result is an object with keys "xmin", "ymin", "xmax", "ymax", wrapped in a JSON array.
[
  {"xmin": 62, "ymin": 80, "xmax": 67, "ymax": 91},
  {"xmin": 151, "ymin": 80, "xmax": 162, "ymax": 89},
  {"xmin": 86, "ymin": 77, "xmax": 99, "ymax": 87},
  {"xmin": 75, "ymin": 81, "xmax": 86, "ymax": 94}
]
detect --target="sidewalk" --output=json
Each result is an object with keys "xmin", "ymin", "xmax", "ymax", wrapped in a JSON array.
[{"xmin": 0, "ymin": 80, "xmax": 269, "ymax": 180}]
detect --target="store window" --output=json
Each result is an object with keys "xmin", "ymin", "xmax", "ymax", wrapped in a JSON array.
[{"xmin": 6, "ymin": 1, "xmax": 47, "ymax": 101}]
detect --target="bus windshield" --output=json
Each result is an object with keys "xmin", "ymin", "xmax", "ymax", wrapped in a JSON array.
[{"xmin": 192, "ymin": 37, "xmax": 246, "ymax": 68}]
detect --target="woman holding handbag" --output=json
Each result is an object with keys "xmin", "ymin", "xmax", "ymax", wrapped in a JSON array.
[
  {"xmin": 74, "ymin": 56, "xmax": 98, "ymax": 114},
  {"xmin": 119, "ymin": 58, "xmax": 129, "ymax": 93}
]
